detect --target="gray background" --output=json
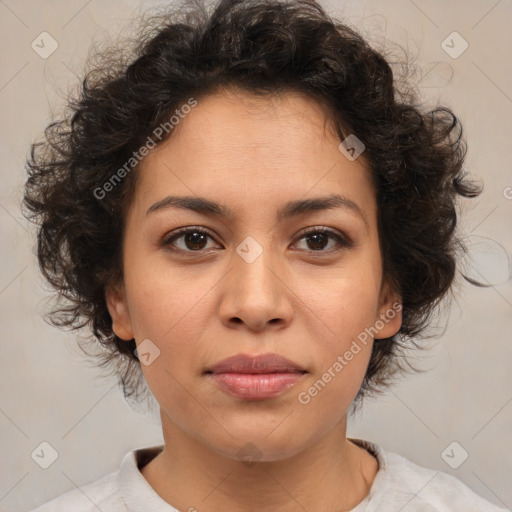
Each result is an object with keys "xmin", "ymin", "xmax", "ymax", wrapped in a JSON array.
[{"xmin": 0, "ymin": 0, "xmax": 511, "ymax": 511}]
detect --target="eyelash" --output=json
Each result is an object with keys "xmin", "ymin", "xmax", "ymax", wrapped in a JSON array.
[{"xmin": 161, "ymin": 226, "xmax": 353, "ymax": 256}]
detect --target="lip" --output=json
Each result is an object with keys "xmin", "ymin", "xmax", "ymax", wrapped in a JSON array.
[
  {"xmin": 206, "ymin": 353, "xmax": 305, "ymax": 374},
  {"xmin": 205, "ymin": 353, "xmax": 307, "ymax": 400}
]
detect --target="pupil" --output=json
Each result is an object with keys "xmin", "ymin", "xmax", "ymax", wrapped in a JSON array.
[
  {"xmin": 186, "ymin": 232, "xmax": 207, "ymax": 250},
  {"xmin": 308, "ymin": 233, "xmax": 327, "ymax": 250}
]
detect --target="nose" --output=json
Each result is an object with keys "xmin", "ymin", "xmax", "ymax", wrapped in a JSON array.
[{"xmin": 218, "ymin": 239, "xmax": 294, "ymax": 332}]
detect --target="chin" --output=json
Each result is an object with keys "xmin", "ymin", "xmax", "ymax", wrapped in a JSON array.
[{"xmin": 202, "ymin": 422, "xmax": 318, "ymax": 464}]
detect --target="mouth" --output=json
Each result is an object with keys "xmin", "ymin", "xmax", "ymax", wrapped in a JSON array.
[{"xmin": 204, "ymin": 353, "xmax": 307, "ymax": 400}]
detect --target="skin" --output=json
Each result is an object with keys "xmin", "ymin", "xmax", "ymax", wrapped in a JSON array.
[{"xmin": 106, "ymin": 87, "xmax": 402, "ymax": 512}]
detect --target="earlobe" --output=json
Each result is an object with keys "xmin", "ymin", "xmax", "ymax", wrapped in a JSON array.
[
  {"xmin": 374, "ymin": 280, "xmax": 403, "ymax": 340},
  {"xmin": 105, "ymin": 282, "xmax": 134, "ymax": 341}
]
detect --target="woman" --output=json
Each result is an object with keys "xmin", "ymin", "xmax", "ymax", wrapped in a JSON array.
[{"xmin": 23, "ymin": 0, "xmax": 507, "ymax": 510}]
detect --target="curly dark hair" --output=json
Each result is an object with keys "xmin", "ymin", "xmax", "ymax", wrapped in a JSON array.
[{"xmin": 22, "ymin": 0, "xmax": 484, "ymax": 411}]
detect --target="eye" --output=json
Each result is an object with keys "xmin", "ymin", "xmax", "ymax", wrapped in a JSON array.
[
  {"xmin": 161, "ymin": 226, "xmax": 219, "ymax": 254},
  {"xmin": 161, "ymin": 226, "xmax": 353, "ymax": 256},
  {"xmin": 293, "ymin": 227, "xmax": 353, "ymax": 253}
]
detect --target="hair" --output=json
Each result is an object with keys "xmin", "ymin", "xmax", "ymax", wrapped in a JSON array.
[{"xmin": 23, "ymin": 0, "xmax": 484, "ymax": 412}]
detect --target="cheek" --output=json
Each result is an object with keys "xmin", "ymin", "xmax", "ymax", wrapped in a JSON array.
[
  {"xmin": 130, "ymin": 287, "xmax": 207, "ymax": 428},
  {"xmin": 124, "ymin": 269, "xmax": 214, "ymax": 400},
  {"xmin": 125, "ymin": 259, "xmax": 212, "ymax": 339},
  {"xmin": 294, "ymin": 271, "xmax": 380, "ymax": 403},
  {"xmin": 298, "ymin": 265, "xmax": 381, "ymax": 343}
]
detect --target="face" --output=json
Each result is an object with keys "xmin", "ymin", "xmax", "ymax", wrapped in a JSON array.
[{"xmin": 106, "ymin": 88, "xmax": 402, "ymax": 462}]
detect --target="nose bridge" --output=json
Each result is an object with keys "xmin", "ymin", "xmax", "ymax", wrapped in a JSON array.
[
  {"xmin": 234, "ymin": 232, "xmax": 280, "ymax": 298},
  {"xmin": 220, "ymin": 231, "xmax": 293, "ymax": 329}
]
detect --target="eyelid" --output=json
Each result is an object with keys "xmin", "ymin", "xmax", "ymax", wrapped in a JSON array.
[
  {"xmin": 161, "ymin": 226, "xmax": 218, "ymax": 246},
  {"xmin": 295, "ymin": 225, "xmax": 350, "ymax": 241},
  {"xmin": 161, "ymin": 225, "xmax": 354, "ymax": 254},
  {"xmin": 292, "ymin": 226, "xmax": 353, "ymax": 250}
]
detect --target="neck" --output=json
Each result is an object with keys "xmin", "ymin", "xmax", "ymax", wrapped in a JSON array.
[{"xmin": 141, "ymin": 411, "xmax": 378, "ymax": 512}]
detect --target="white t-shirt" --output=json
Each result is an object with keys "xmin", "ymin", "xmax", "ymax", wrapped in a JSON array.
[{"xmin": 29, "ymin": 437, "xmax": 509, "ymax": 511}]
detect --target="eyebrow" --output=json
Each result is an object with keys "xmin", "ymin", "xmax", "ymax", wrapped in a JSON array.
[{"xmin": 146, "ymin": 194, "xmax": 369, "ymax": 230}]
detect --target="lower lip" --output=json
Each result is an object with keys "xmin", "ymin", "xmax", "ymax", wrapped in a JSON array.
[{"xmin": 208, "ymin": 372, "xmax": 305, "ymax": 400}]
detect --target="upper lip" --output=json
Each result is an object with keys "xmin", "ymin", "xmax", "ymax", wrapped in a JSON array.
[{"xmin": 205, "ymin": 353, "xmax": 306, "ymax": 374}]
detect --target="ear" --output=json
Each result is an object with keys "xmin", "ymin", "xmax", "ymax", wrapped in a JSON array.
[
  {"xmin": 373, "ymin": 277, "xmax": 402, "ymax": 340},
  {"xmin": 105, "ymin": 281, "xmax": 135, "ymax": 341}
]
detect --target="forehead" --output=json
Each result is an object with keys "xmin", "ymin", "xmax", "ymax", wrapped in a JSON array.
[
  {"xmin": 160, "ymin": 88, "xmax": 340, "ymax": 155},
  {"xmin": 131, "ymin": 89, "xmax": 376, "ymax": 223}
]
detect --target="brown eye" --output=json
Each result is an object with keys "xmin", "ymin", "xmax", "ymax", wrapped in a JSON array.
[
  {"xmin": 162, "ymin": 227, "xmax": 218, "ymax": 254},
  {"xmin": 294, "ymin": 228, "xmax": 353, "ymax": 253},
  {"xmin": 181, "ymin": 231, "xmax": 208, "ymax": 250},
  {"xmin": 305, "ymin": 232, "xmax": 330, "ymax": 250}
]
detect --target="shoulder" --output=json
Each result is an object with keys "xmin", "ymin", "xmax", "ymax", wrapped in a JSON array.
[
  {"xmin": 28, "ymin": 467, "xmax": 125, "ymax": 512},
  {"xmin": 28, "ymin": 446, "xmax": 166, "ymax": 512},
  {"xmin": 350, "ymin": 438, "xmax": 508, "ymax": 512},
  {"xmin": 378, "ymin": 447, "xmax": 508, "ymax": 511}
]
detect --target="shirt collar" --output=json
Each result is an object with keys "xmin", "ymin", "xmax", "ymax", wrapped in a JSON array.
[
  {"xmin": 118, "ymin": 444, "xmax": 178, "ymax": 511},
  {"xmin": 117, "ymin": 438, "xmax": 388, "ymax": 512}
]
